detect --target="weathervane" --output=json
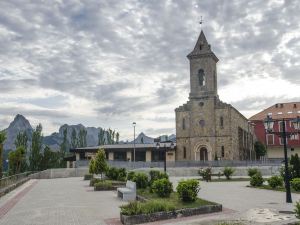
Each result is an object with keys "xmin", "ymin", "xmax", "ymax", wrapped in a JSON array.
[{"xmin": 199, "ymin": 16, "xmax": 203, "ymax": 29}]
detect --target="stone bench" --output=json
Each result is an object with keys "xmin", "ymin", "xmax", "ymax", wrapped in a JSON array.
[{"xmin": 117, "ymin": 181, "xmax": 136, "ymax": 201}]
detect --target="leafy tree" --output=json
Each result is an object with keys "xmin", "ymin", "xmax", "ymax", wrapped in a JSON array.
[
  {"xmin": 89, "ymin": 158, "xmax": 95, "ymax": 174},
  {"xmin": 40, "ymin": 146, "xmax": 60, "ymax": 170},
  {"xmin": 254, "ymin": 141, "xmax": 266, "ymax": 159},
  {"xmin": 8, "ymin": 146, "xmax": 26, "ymax": 175},
  {"xmin": 29, "ymin": 124, "xmax": 43, "ymax": 171},
  {"xmin": 71, "ymin": 128, "xmax": 77, "ymax": 148},
  {"xmin": 98, "ymin": 128, "xmax": 105, "ymax": 145},
  {"xmin": 14, "ymin": 131, "xmax": 28, "ymax": 149},
  {"xmin": 59, "ymin": 128, "xmax": 69, "ymax": 167},
  {"xmin": 93, "ymin": 149, "xmax": 108, "ymax": 180},
  {"xmin": 116, "ymin": 132, "xmax": 120, "ymax": 144},
  {"xmin": 78, "ymin": 128, "xmax": 87, "ymax": 147},
  {"xmin": 0, "ymin": 131, "xmax": 7, "ymax": 177}
]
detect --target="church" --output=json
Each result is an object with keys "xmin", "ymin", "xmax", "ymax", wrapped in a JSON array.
[{"xmin": 175, "ymin": 30, "xmax": 255, "ymax": 161}]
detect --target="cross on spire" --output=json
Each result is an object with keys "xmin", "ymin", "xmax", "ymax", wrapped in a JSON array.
[{"xmin": 199, "ymin": 16, "xmax": 203, "ymax": 29}]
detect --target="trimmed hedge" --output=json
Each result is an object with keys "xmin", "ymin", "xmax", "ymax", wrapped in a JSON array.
[
  {"xmin": 105, "ymin": 167, "xmax": 127, "ymax": 181},
  {"xmin": 127, "ymin": 171, "xmax": 136, "ymax": 181},
  {"xmin": 133, "ymin": 173, "xmax": 148, "ymax": 189},
  {"xmin": 90, "ymin": 178, "xmax": 101, "ymax": 186},
  {"xmin": 94, "ymin": 180, "xmax": 113, "ymax": 191},
  {"xmin": 267, "ymin": 176, "xmax": 283, "ymax": 189},
  {"xmin": 176, "ymin": 179, "xmax": 200, "ymax": 202},
  {"xmin": 250, "ymin": 172, "xmax": 264, "ymax": 187}
]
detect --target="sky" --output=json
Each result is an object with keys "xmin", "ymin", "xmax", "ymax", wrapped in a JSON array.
[{"xmin": 0, "ymin": 0, "xmax": 299, "ymax": 140}]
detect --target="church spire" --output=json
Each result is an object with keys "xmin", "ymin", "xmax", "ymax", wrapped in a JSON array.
[{"xmin": 187, "ymin": 30, "xmax": 218, "ymax": 62}]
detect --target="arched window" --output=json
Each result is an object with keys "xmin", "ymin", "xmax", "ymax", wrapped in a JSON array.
[
  {"xmin": 221, "ymin": 146, "xmax": 225, "ymax": 158},
  {"xmin": 220, "ymin": 116, "xmax": 224, "ymax": 128},
  {"xmin": 198, "ymin": 69, "xmax": 205, "ymax": 86},
  {"xmin": 182, "ymin": 118, "xmax": 186, "ymax": 130},
  {"xmin": 183, "ymin": 147, "xmax": 186, "ymax": 159}
]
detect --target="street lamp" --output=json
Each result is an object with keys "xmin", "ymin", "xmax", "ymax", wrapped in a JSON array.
[
  {"xmin": 263, "ymin": 115, "xmax": 300, "ymax": 203},
  {"xmin": 156, "ymin": 141, "xmax": 175, "ymax": 173},
  {"xmin": 132, "ymin": 122, "xmax": 136, "ymax": 163}
]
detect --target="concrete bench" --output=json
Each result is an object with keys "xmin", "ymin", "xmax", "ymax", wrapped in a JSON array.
[{"xmin": 117, "ymin": 181, "xmax": 136, "ymax": 201}]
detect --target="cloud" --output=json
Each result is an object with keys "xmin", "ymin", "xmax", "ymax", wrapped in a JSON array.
[{"xmin": 0, "ymin": 0, "xmax": 299, "ymax": 139}]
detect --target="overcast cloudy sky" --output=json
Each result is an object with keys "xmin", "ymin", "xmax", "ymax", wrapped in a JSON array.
[{"xmin": 0, "ymin": 0, "xmax": 299, "ymax": 140}]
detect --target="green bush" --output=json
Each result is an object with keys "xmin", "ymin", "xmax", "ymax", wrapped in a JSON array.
[
  {"xmin": 223, "ymin": 167, "xmax": 235, "ymax": 180},
  {"xmin": 84, "ymin": 174, "xmax": 93, "ymax": 180},
  {"xmin": 133, "ymin": 173, "xmax": 148, "ymax": 189},
  {"xmin": 247, "ymin": 168, "xmax": 259, "ymax": 177},
  {"xmin": 291, "ymin": 178, "xmax": 300, "ymax": 191},
  {"xmin": 279, "ymin": 165, "xmax": 293, "ymax": 180},
  {"xmin": 89, "ymin": 178, "xmax": 101, "ymax": 186},
  {"xmin": 198, "ymin": 168, "xmax": 211, "ymax": 182},
  {"xmin": 152, "ymin": 178, "xmax": 173, "ymax": 198},
  {"xmin": 149, "ymin": 170, "xmax": 168, "ymax": 185},
  {"xmin": 127, "ymin": 171, "xmax": 135, "ymax": 181},
  {"xmin": 120, "ymin": 200, "xmax": 175, "ymax": 216},
  {"xmin": 94, "ymin": 180, "xmax": 113, "ymax": 191},
  {"xmin": 267, "ymin": 176, "xmax": 283, "ymax": 189},
  {"xmin": 106, "ymin": 167, "xmax": 127, "ymax": 181},
  {"xmin": 250, "ymin": 172, "xmax": 264, "ymax": 187},
  {"xmin": 294, "ymin": 201, "xmax": 300, "ymax": 219},
  {"xmin": 176, "ymin": 179, "xmax": 200, "ymax": 202}
]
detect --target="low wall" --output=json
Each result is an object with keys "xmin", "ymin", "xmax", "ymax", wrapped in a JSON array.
[{"xmin": 29, "ymin": 165, "xmax": 281, "ymax": 179}]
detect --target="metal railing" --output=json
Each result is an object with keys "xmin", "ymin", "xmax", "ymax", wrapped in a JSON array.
[
  {"xmin": 75, "ymin": 159, "xmax": 283, "ymax": 169},
  {"xmin": 0, "ymin": 172, "xmax": 32, "ymax": 189}
]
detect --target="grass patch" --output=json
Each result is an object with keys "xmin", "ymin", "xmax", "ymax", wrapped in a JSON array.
[{"xmin": 137, "ymin": 188, "xmax": 217, "ymax": 210}]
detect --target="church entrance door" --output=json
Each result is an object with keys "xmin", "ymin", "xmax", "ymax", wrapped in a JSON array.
[{"xmin": 195, "ymin": 146, "xmax": 208, "ymax": 161}]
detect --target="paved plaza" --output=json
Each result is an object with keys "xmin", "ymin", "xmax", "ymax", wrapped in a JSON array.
[{"xmin": 0, "ymin": 177, "xmax": 299, "ymax": 225}]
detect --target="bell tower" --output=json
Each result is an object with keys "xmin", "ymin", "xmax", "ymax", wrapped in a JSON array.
[{"xmin": 187, "ymin": 30, "xmax": 219, "ymax": 99}]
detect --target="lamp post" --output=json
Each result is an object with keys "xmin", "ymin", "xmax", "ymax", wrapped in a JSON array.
[
  {"xmin": 156, "ymin": 141, "xmax": 175, "ymax": 173},
  {"xmin": 132, "ymin": 122, "xmax": 136, "ymax": 163},
  {"xmin": 264, "ymin": 115, "xmax": 300, "ymax": 203}
]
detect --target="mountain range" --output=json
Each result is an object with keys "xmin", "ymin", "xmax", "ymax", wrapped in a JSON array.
[{"xmin": 1, "ymin": 114, "xmax": 175, "ymax": 151}]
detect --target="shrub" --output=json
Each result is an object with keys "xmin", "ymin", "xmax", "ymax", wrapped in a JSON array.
[
  {"xmin": 93, "ymin": 149, "xmax": 108, "ymax": 179},
  {"xmin": 149, "ymin": 170, "xmax": 168, "ymax": 185},
  {"xmin": 290, "ymin": 154, "xmax": 300, "ymax": 178},
  {"xmin": 291, "ymin": 178, "xmax": 300, "ymax": 191},
  {"xmin": 198, "ymin": 168, "xmax": 211, "ymax": 182},
  {"xmin": 294, "ymin": 201, "xmax": 300, "ymax": 219},
  {"xmin": 89, "ymin": 159, "xmax": 95, "ymax": 175},
  {"xmin": 152, "ymin": 178, "xmax": 173, "ymax": 198},
  {"xmin": 94, "ymin": 180, "xmax": 113, "ymax": 191},
  {"xmin": 127, "ymin": 171, "xmax": 135, "ymax": 181},
  {"xmin": 223, "ymin": 167, "xmax": 235, "ymax": 180},
  {"xmin": 84, "ymin": 174, "xmax": 93, "ymax": 180},
  {"xmin": 117, "ymin": 168, "xmax": 127, "ymax": 181},
  {"xmin": 250, "ymin": 172, "xmax": 264, "ymax": 187},
  {"xmin": 279, "ymin": 165, "xmax": 293, "ymax": 180},
  {"xmin": 120, "ymin": 200, "xmax": 175, "ymax": 216},
  {"xmin": 106, "ymin": 167, "xmax": 118, "ymax": 180},
  {"xmin": 89, "ymin": 178, "xmax": 101, "ymax": 186},
  {"xmin": 176, "ymin": 179, "xmax": 200, "ymax": 202},
  {"xmin": 133, "ymin": 173, "xmax": 148, "ymax": 189},
  {"xmin": 248, "ymin": 168, "xmax": 259, "ymax": 177},
  {"xmin": 267, "ymin": 176, "xmax": 283, "ymax": 189}
]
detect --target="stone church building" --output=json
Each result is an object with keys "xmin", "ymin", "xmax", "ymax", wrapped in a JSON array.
[{"xmin": 175, "ymin": 30, "xmax": 255, "ymax": 161}]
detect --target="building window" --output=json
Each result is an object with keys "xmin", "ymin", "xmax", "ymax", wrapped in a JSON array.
[
  {"xmin": 290, "ymin": 134, "xmax": 299, "ymax": 140},
  {"xmin": 183, "ymin": 147, "xmax": 186, "ymax": 159},
  {"xmin": 266, "ymin": 134, "xmax": 274, "ymax": 145},
  {"xmin": 221, "ymin": 146, "xmax": 225, "ymax": 158},
  {"xmin": 278, "ymin": 121, "xmax": 286, "ymax": 132},
  {"xmin": 182, "ymin": 118, "xmax": 186, "ymax": 130},
  {"xmin": 279, "ymin": 137, "xmax": 288, "ymax": 145},
  {"xmin": 220, "ymin": 116, "xmax": 224, "ymax": 128},
  {"xmin": 197, "ymin": 69, "xmax": 205, "ymax": 86}
]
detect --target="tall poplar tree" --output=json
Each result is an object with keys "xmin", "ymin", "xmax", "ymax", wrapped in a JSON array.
[
  {"xmin": 71, "ymin": 128, "xmax": 77, "ymax": 148},
  {"xmin": 29, "ymin": 124, "xmax": 43, "ymax": 171}
]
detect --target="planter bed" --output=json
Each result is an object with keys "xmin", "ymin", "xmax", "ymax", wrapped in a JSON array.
[
  {"xmin": 120, "ymin": 204, "xmax": 222, "ymax": 225},
  {"xmin": 94, "ymin": 185, "xmax": 117, "ymax": 191},
  {"xmin": 120, "ymin": 189, "xmax": 222, "ymax": 225}
]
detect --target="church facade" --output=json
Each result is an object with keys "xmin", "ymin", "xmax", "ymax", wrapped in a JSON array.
[{"xmin": 175, "ymin": 30, "xmax": 255, "ymax": 161}]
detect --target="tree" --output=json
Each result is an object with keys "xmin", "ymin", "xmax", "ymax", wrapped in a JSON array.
[
  {"xmin": 59, "ymin": 128, "xmax": 69, "ymax": 167},
  {"xmin": 78, "ymin": 128, "xmax": 87, "ymax": 148},
  {"xmin": 29, "ymin": 124, "xmax": 43, "ymax": 171},
  {"xmin": 254, "ymin": 141, "xmax": 266, "ymax": 159},
  {"xmin": 93, "ymin": 149, "xmax": 108, "ymax": 180},
  {"xmin": 290, "ymin": 154, "xmax": 300, "ymax": 178},
  {"xmin": 71, "ymin": 128, "xmax": 77, "ymax": 148},
  {"xmin": 98, "ymin": 128, "xmax": 105, "ymax": 145},
  {"xmin": 40, "ymin": 146, "xmax": 60, "ymax": 170},
  {"xmin": 8, "ymin": 146, "xmax": 26, "ymax": 175},
  {"xmin": 116, "ymin": 132, "xmax": 120, "ymax": 144},
  {"xmin": 89, "ymin": 158, "xmax": 95, "ymax": 174},
  {"xmin": 14, "ymin": 131, "xmax": 28, "ymax": 149},
  {"xmin": 0, "ymin": 131, "xmax": 6, "ymax": 177}
]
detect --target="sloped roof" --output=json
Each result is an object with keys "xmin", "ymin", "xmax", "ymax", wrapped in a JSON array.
[{"xmin": 249, "ymin": 102, "xmax": 300, "ymax": 121}]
